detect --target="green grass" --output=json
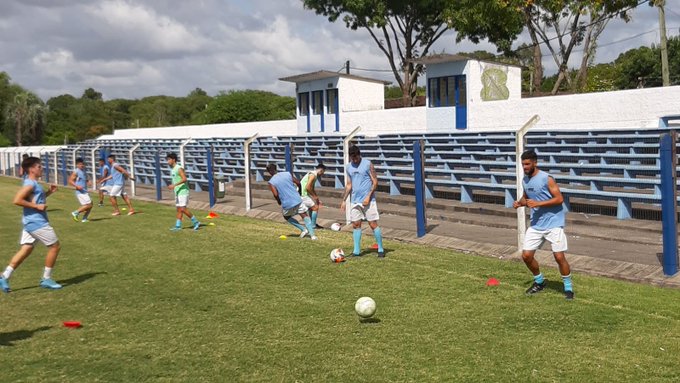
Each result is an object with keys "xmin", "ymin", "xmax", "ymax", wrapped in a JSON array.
[{"xmin": 1, "ymin": 176, "xmax": 680, "ymax": 382}]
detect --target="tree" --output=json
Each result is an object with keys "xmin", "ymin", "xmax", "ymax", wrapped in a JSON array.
[
  {"xmin": 521, "ymin": 0, "xmax": 638, "ymax": 94},
  {"xmin": 302, "ymin": 0, "xmax": 524, "ymax": 107},
  {"xmin": 5, "ymin": 91, "xmax": 48, "ymax": 146},
  {"xmin": 197, "ymin": 90, "xmax": 295, "ymax": 124}
]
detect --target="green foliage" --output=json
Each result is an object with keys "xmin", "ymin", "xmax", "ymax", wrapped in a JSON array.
[
  {"xmin": 196, "ymin": 90, "xmax": 295, "ymax": 124},
  {"xmin": 2, "ymin": 177, "xmax": 680, "ymax": 381}
]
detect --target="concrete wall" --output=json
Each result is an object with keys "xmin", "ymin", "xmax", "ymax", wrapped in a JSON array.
[
  {"xmin": 98, "ymin": 120, "xmax": 297, "ymax": 140},
  {"xmin": 340, "ymin": 106, "xmax": 427, "ymax": 136},
  {"xmin": 338, "ymin": 77, "xmax": 384, "ymax": 112}
]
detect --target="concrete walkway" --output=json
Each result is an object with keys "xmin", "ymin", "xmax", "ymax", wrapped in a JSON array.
[{"xmin": 131, "ymin": 181, "xmax": 680, "ymax": 288}]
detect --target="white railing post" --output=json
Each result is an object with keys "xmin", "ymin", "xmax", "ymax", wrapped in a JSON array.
[
  {"xmin": 244, "ymin": 134, "xmax": 259, "ymax": 211},
  {"xmin": 53, "ymin": 149, "xmax": 59, "ymax": 183},
  {"xmin": 91, "ymin": 144, "xmax": 101, "ymax": 192},
  {"xmin": 129, "ymin": 143, "xmax": 141, "ymax": 197},
  {"xmin": 516, "ymin": 115, "xmax": 540, "ymax": 253},
  {"xmin": 179, "ymin": 137, "xmax": 192, "ymax": 167},
  {"xmin": 343, "ymin": 126, "xmax": 362, "ymax": 224}
]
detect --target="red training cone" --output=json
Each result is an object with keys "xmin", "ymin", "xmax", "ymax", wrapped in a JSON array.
[
  {"xmin": 486, "ymin": 278, "xmax": 500, "ymax": 286},
  {"xmin": 371, "ymin": 243, "xmax": 379, "ymax": 250},
  {"xmin": 206, "ymin": 212, "xmax": 219, "ymax": 219}
]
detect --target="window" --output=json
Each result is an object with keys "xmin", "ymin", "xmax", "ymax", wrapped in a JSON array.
[
  {"xmin": 312, "ymin": 90, "xmax": 323, "ymax": 115},
  {"xmin": 298, "ymin": 92, "xmax": 309, "ymax": 116},
  {"xmin": 327, "ymin": 89, "xmax": 338, "ymax": 114},
  {"xmin": 428, "ymin": 76, "xmax": 464, "ymax": 107}
]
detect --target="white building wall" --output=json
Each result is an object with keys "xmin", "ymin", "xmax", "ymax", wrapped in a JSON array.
[
  {"xmin": 468, "ymin": 85, "xmax": 680, "ymax": 132},
  {"xmin": 99, "ymin": 120, "xmax": 297, "ymax": 140},
  {"xmin": 340, "ymin": 107, "xmax": 427, "ymax": 136},
  {"xmin": 338, "ymin": 77, "xmax": 384, "ymax": 112}
]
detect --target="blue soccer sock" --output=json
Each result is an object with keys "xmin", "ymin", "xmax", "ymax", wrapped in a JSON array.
[
  {"xmin": 175, "ymin": 219, "xmax": 182, "ymax": 228},
  {"xmin": 191, "ymin": 216, "xmax": 199, "ymax": 224},
  {"xmin": 373, "ymin": 227, "xmax": 384, "ymax": 252},
  {"xmin": 303, "ymin": 216, "xmax": 316, "ymax": 237},
  {"xmin": 286, "ymin": 217, "xmax": 306, "ymax": 232},
  {"xmin": 353, "ymin": 229, "xmax": 362, "ymax": 255},
  {"xmin": 311, "ymin": 210, "xmax": 318, "ymax": 227},
  {"xmin": 562, "ymin": 274, "xmax": 573, "ymax": 292},
  {"xmin": 534, "ymin": 273, "xmax": 545, "ymax": 285}
]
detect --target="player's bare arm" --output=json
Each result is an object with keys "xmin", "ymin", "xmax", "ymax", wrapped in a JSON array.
[
  {"xmin": 269, "ymin": 184, "xmax": 281, "ymax": 205},
  {"xmin": 527, "ymin": 177, "xmax": 563, "ymax": 208},
  {"xmin": 68, "ymin": 172, "xmax": 82, "ymax": 191},
  {"xmin": 363, "ymin": 163, "xmax": 378, "ymax": 205},
  {"xmin": 513, "ymin": 192, "xmax": 528, "ymax": 209},
  {"xmin": 13, "ymin": 185, "xmax": 46, "ymax": 211},
  {"xmin": 340, "ymin": 175, "xmax": 352, "ymax": 210}
]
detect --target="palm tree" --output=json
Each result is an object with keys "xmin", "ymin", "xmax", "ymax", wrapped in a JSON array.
[{"xmin": 5, "ymin": 91, "xmax": 48, "ymax": 146}]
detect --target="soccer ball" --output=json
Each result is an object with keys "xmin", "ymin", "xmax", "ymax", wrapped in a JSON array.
[
  {"xmin": 355, "ymin": 296, "xmax": 376, "ymax": 318},
  {"xmin": 330, "ymin": 222, "xmax": 342, "ymax": 231},
  {"xmin": 330, "ymin": 248, "xmax": 345, "ymax": 263}
]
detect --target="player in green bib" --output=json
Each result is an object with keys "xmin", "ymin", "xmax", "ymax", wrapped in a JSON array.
[
  {"xmin": 167, "ymin": 153, "xmax": 200, "ymax": 231},
  {"xmin": 299, "ymin": 163, "xmax": 326, "ymax": 229}
]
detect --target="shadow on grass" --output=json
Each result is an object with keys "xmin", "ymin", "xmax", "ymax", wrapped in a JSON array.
[
  {"xmin": 359, "ymin": 317, "xmax": 381, "ymax": 324},
  {"xmin": 86, "ymin": 217, "xmax": 112, "ymax": 222},
  {"xmin": 355, "ymin": 248, "xmax": 392, "ymax": 257},
  {"xmin": 11, "ymin": 271, "xmax": 107, "ymax": 292},
  {"xmin": 0, "ymin": 326, "xmax": 52, "ymax": 347}
]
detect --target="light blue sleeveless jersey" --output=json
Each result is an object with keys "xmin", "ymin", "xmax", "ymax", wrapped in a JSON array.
[
  {"xmin": 100, "ymin": 164, "xmax": 113, "ymax": 186},
  {"xmin": 22, "ymin": 178, "xmax": 49, "ymax": 232},
  {"xmin": 346, "ymin": 158, "xmax": 374, "ymax": 204},
  {"xmin": 269, "ymin": 172, "xmax": 302, "ymax": 210},
  {"xmin": 523, "ymin": 170, "xmax": 565, "ymax": 230},
  {"xmin": 75, "ymin": 168, "xmax": 88, "ymax": 194},
  {"xmin": 110, "ymin": 162, "xmax": 125, "ymax": 185}
]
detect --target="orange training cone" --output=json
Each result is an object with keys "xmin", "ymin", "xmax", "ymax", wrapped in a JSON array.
[
  {"xmin": 206, "ymin": 212, "xmax": 219, "ymax": 219},
  {"xmin": 486, "ymin": 278, "xmax": 500, "ymax": 287}
]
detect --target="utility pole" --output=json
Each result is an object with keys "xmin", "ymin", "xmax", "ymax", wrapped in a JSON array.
[{"xmin": 656, "ymin": 0, "xmax": 670, "ymax": 86}]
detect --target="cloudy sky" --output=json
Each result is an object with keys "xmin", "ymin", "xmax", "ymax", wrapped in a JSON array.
[{"xmin": 0, "ymin": 0, "xmax": 677, "ymax": 101}]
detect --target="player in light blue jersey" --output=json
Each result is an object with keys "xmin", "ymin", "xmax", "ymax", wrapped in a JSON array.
[
  {"xmin": 99, "ymin": 154, "xmax": 135, "ymax": 216},
  {"xmin": 266, "ymin": 164, "xmax": 317, "ymax": 240},
  {"xmin": 340, "ymin": 145, "xmax": 385, "ymax": 258},
  {"xmin": 69, "ymin": 158, "xmax": 93, "ymax": 222},
  {"xmin": 97, "ymin": 158, "xmax": 112, "ymax": 207},
  {"xmin": 513, "ymin": 150, "xmax": 573, "ymax": 300},
  {"xmin": 0, "ymin": 156, "xmax": 62, "ymax": 293}
]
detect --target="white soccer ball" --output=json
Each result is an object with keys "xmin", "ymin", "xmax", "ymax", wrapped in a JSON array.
[
  {"xmin": 330, "ymin": 222, "xmax": 342, "ymax": 231},
  {"xmin": 355, "ymin": 296, "xmax": 376, "ymax": 318},
  {"xmin": 330, "ymin": 248, "xmax": 346, "ymax": 263}
]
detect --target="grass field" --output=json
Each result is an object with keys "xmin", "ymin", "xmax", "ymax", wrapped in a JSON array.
[{"xmin": 1, "ymin": 176, "xmax": 680, "ymax": 382}]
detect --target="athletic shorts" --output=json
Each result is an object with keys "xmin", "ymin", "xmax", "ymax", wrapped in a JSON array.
[
  {"xmin": 301, "ymin": 195, "xmax": 316, "ymax": 209},
  {"xmin": 20, "ymin": 225, "xmax": 59, "ymax": 246},
  {"xmin": 282, "ymin": 203, "xmax": 308, "ymax": 218},
  {"xmin": 350, "ymin": 200, "xmax": 380, "ymax": 222},
  {"xmin": 175, "ymin": 194, "xmax": 189, "ymax": 207},
  {"xmin": 100, "ymin": 185, "xmax": 112, "ymax": 194},
  {"xmin": 523, "ymin": 227, "xmax": 568, "ymax": 252},
  {"xmin": 110, "ymin": 184, "xmax": 127, "ymax": 197},
  {"xmin": 76, "ymin": 193, "xmax": 92, "ymax": 206}
]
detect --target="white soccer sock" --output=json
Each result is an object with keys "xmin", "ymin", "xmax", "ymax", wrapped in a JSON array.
[
  {"xmin": 2, "ymin": 266, "xmax": 14, "ymax": 280},
  {"xmin": 43, "ymin": 267, "xmax": 53, "ymax": 280}
]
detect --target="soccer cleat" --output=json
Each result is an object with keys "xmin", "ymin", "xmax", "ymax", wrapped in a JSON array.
[
  {"xmin": 0, "ymin": 277, "xmax": 11, "ymax": 293},
  {"xmin": 71, "ymin": 212, "xmax": 79, "ymax": 222},
  {"xmin": 81, "ymin": 219, "xmax": 89, "ymax": 223},
  {"xmin": 98, "ymin": 202, "xmax": 104, "ymax": 207},
  {"xmin": 352, "ymin": 252, "xmax": 362, "ymax": 257},
  {"xmin": 564, "ymin": 291, "xmax": 575, "ymax": 300},
  {"xmin": 377, "ymin": 251, "xmax": 385, "ymax": 258},
  {"xmin": 193, "ymin": 221, "xmax": 200, "ymax": 231},
  {"xmin": 525, "ymin": 281, "xmax": 547, "ymax": 295},
  {"xmin": 39, "ymin": 278, "xmax": 62, "ymax": 290},
  {"xmin": 299, "ymin": 229, "xmax": 309, "ymax": 238},
  {"xmin": 170, "ymin": 226, "xmax": 182, "ymax": 232},
  {"xmin": 311, "ymin": 235, "xmax": 318, "ymax": 241},
  {"xmin": 315, "ymin": 224, "xmax": 324, "ymax": 230},
  {"xmin": 112, "ymin": 211, "xmax": 121, "ymax": 216},
  {"xmin": 127, "ymin": 210, "xmax": 136, "ymax": 216}
]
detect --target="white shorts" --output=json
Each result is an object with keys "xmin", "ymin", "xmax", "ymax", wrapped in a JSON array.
[
  {"xmin": 350, "ymin": 200, "xmax": 380, "ymax": 222},
  {"xmin": 523, "ymin": 227, "xmax": 568, "ymax": 252},
  {"xmin": 20, "ymin": 225, "xmax": 59, "ymax": 246},
  {"xmin": 175, "ymin": 194, "xmax": 189, "ymax": 207},
  {"xmin": 100, "ymin": 185, "xmax": 112, "ymax": 194},
  {"xmin": 76, "ymin": 193, "xmax": 92, "ymax": 206},
  {"xmin": 282, "ymin": 203, "xmax": 308, "ymax": 218},
  {"xmin": 301, "ymin": 195, "xmax": 316, "ymax": 209},
  {"xmin": 110, "ymin": 184, "xmax": 127, "ymax": 197}
]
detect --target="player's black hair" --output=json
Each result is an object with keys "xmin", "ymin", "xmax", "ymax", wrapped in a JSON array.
[
  {"xmin": 22, "ymin": 153, "xmax": 29, "ymax": 159},
  {"xmin": 521, "ymin": 150, "xmax": 537, "ymax": 161},
  {"xmin": 76, "ymin": 157, "xmax": 84, "ymax": 164},
  {"xmin": 21, "ymin": 156, "xmax": 41, "ymax": 173},
  {"xmin": 166, "ymin": 153, "xmax": 178, "ymax": 161},
  {"xmin": 108, "ymin": 154, "xmax": 116, "ymax": 160},
  {"xmin": 266, "ymin": 163, "xmax": 277, "ymax": 174},
  {"xmin": 316, "ymin": 163, "xmax": 327, "ymax": 170},
  {"xmin": 98, "ymin": 158, "xmax": 105, "ymax": 162},
  {"xmin": 348, "ymin": 145, "xmax": 360, "ymax": 156}
]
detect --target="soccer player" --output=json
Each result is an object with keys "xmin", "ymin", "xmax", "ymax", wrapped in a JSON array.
[
  {"xmin": 513, "ymin": 149, "xmax": 574, "ymax": 300},
  {"xmin": 300, "ymin": 163, "xmax": 326, "ymax": 229},
  {"xmin": 18, "ymin": 153, "xmax": 29, "ymax": 179},
  {"xmin": 266, "ymin": 164, "xmax": 317, "ymax": 240},
  {"xmin": 97, "ymin": 158, "xmax": 112, "ymax": 207},
  {"xmin": 69, "ymin": 158, "xmax": 93, "ymax": 223},
  {"xmin": 99, "ymin": 154, "xmax": 135, "ymax": 216},
  {"xmin": 0, "ymin": 156, "xmax": 62, "ymax": 293},
  {"xmin": 166, "ymin": 153, "xmax": 200, "ymax": 231},
  {"xmin": 340, "ymin": 145, "xmax": 385, "ymax": 258}
]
